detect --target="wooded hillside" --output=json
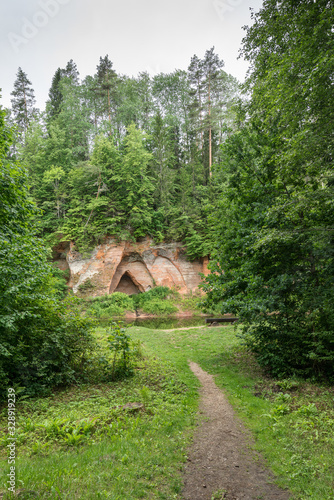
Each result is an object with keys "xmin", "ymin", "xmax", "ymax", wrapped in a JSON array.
[{"xmin": 6, "ymin": 48, "xmax": 239, "ymax": 257}]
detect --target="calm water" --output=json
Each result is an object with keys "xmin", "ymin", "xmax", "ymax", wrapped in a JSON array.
[{"xmin": 124, "ymin": 316, "xmax": 207, "ymax": 329}]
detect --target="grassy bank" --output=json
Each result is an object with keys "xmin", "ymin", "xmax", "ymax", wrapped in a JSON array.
[{"xmin": 1, "ymin": 324, "xmax": 333, "ymax": 499}]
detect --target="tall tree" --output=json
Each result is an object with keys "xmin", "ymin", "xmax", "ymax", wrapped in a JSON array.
[
  {"xmin": 201, "ymin": 47, "xmax": 225, "ymax": 176},
  {"xmin": 10, "ymin": 67, "xmax": 36, "ymax": 138},
  {"xmin": 96, "ymin": 55, "xmax": 118, "ymax": 134},
  {"xmin": 63, "ymin": 59, "xmax": 79, "ymax": 84},
  {"xmin": 188, "ymin": 55, "xmax": 205, "ymax": 152},
  {"xmin": 188, "ymin": 48, "xmax": 228, "ymax": 179},
  {"xmin": 203, "ymin": 0, "xmax": 334, "ymax": 379},
  {"xmin": 46, "ymin": 68, "xmax": 63, "ymax": 124},
  {"xmin": 150, "ymin": 111, "xmax": 176, "ymax": 208}
]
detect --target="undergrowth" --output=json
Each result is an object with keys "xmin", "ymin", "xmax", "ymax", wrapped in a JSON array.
[
  {"xmin": 0, "ymin": 326, "xmax": 199, "ymax": 499},
  {"xmin": 85, "ymin": 286, "xmax": 204, "ymax": 320}
]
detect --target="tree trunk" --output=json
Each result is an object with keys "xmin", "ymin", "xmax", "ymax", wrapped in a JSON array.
[
  {"xmin": 107, "ymin": 87, "xmax": 112, "ymax": 135},
  {"xmin": 208, "ymin": 75, "xmax": 212, "ymax": 178}
]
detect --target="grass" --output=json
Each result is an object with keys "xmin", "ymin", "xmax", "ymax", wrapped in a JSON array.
[
  {"xmin": 1, "ymin": 323, "xmax": 333, "ymax": 499},
  {"xmin": 0, "ymin": 352, "xmax": 199, "ymax": 499},
  {"xmin": 129, "ymin": 325, "xmax": 334, "ymax": 500}
]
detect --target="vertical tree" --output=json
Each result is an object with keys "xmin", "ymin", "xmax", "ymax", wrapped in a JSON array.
[
  {"xmin": 201, "ymin": 47, "xmax": 225, "ymax": 176},
  {"xmin": 10, "ymin": 67, "xmax": 36, "ymax": 139},
  {"xmin": 96, "ymin": 55, "xmax": 118, "ymax": 134},
  {"xmin": 188, "ymin": 48, "xmax": 227, "ymax": 179},
  {"xmin": 188, "ymin": 55, "xmax": 205, "ymax": 153},
  {"xmin": 150, "ymin": 111, "xmax": 176, "ymax": 208},
  {"xmin": 63, "ymin": 59, "xmax": 80, "ymax": 84},
  {"xmin": 46, "ymin": 68, "xmax": 63, "ymax": 125}
]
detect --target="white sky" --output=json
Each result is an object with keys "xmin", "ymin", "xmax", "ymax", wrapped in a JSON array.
[{"xmin": 0, "ymin": 0, "xmax": 263, "ymax": 110}]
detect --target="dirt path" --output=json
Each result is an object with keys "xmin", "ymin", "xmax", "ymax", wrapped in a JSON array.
[
  {"xmin": 161, "ymin": 326, "xmax": 206, "ymax": 332},
  {"xmin": 181, "ymin": 362, "xmax": 292, "ymax": 500}
]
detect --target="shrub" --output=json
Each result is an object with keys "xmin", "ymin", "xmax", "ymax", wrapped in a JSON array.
[
  {"xmin": 0, "ymin": 296, "xmax": 95, "ymax": 398},
  {"xmin": 141, "ymin": 299, "xmax": 178, "ymax": 316},
  {"xmin": 87, "ymin": 293, "xmax": 134, "ymax": 318},
  {"xmin": 107, "ymin": 322, "xmax": 133, "ymax": 380}
]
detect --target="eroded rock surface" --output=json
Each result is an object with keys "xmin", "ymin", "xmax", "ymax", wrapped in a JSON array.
[{"xmin": 54, "ymin": 237, "xmax": 209, "ymax": 296}]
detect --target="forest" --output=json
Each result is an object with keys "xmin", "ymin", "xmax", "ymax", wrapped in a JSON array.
[
  {"xmin": 1, "ymin": 0, "xmax": 334, "ymax": 396},
  {"xmin": 1, "ymin": 1, "xmax": 334, "ymax": 498},
  {"xmin": 6, "ymin": 47, "xmax": 238, "ymax": 258}
]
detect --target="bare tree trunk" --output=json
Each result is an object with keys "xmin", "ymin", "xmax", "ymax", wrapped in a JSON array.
[
  {"xmin": 107, "ymin": 87, "xmax": 112, "ymax": 136},
  {"xmin": 208, "ymin": 75, "xmax": 212, "ymax": 178}
]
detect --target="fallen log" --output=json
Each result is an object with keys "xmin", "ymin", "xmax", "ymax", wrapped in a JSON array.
[{"xmin": 205, "ymin": 317, "xmax": 238, "ymax": 324}]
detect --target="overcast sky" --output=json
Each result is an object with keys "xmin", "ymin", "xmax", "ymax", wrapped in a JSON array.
[{"xmin": 0, "ymin": 0, "xmax": 263, "ymax": 110}]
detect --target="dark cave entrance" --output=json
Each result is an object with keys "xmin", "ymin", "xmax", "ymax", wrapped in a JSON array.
[{"xmin": 114, "ymin": 272, "xmax": 141, "ymax": 295}]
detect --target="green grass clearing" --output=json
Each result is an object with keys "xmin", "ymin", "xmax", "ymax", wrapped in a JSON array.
[
  {"xmin": 0, "ymin": 352, "xmax": 199, "ymax": 499},
  {"xmin": 1, "ymin": 324, "xmax": 333, "ymax": 499},
  {"xmin": 129, "ymin": 325, "xmax": 334, "ymax": 500}
]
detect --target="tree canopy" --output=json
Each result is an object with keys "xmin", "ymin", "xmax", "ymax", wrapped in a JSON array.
[
  {"xmin": 8, "ymin": 49, "xmax": 239, "ymax": 255},
  {"xmin": 0, "ymin": 101, "xmax": 94, "ymax": 397},
  {"xmin": 202, "ymin": 0, "xmax": 334, "ymax": 379}
]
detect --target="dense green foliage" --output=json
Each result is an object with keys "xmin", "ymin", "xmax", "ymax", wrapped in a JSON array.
[
  {"xmin": 86, "ymin": 287, "xmax": 182, "ymax": 320},
  {"xmin": 7, "ymin": 50, "xmax": 239, "ymax": 256},
  {"xmin": 202, "ymin": 0, "xmax": 334, "ymax": 379},
  {"xmin": 87, "ymin": 292, "xmax": 135, "ymax": 318},
  {"xmin": 0, "ymin": 104, "xmax": 94, "ymax": 398}
]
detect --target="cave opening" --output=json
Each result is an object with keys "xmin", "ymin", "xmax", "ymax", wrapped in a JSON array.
[{"xmin": 114, "ymin": 272, "xmax": 141, "ymax": 295}]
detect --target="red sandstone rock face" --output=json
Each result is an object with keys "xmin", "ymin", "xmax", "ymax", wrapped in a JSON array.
[{"xmin": 61, "ymin": 237, "xmax": 209, "ymax": 296}]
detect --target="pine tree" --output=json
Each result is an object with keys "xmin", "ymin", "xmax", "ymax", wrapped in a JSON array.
[
  {"xmin": 188, "ymin": 55, "xmax": 205, "ymax": 152},
  {"xmin": 10, "ymin": 67, "xmax": 36, "ymax": 138},
  {"xmin": 96, "ymin": 55, "xmax": 118, "ymax": 133},
  {"xmin": 63, "ymin": 59, "xmax": 79, "ymax": 84},
  {"xmin": 46, "ymin": 68, "xmax": 63, "ymax": 124},
  {"xmin": 201, "ymin": 47, "xmax": 225, "ymax": 177},
  {"xmin": 188, "ymin": 48, "xmax": 227, "ymax": 179}
]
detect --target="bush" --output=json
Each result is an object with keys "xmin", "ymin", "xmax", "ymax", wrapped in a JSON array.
[
  {"xmin": 141, "ymin": 299, "xmax": 178, "ymax": 316},
  {"xmin": 0, "ymin": 297, "xmax": 95, "ymax": 398},
  {"xmin": 107, "ymin": 322, "xmax": 133, "ymax": 380},
  {"xmin": 88, "ymin": 323, "xmax": 142, "ymax": 382},
  {"xmin": 87, "ymin": 292, "xmax": 134, "ymax": 319}
]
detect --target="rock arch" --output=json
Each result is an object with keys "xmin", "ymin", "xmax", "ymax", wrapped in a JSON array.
[
  {"xmin": 148, "ymin": 256, "xmax": 187, "ymax": 293},
  {"xmin": 114, "ymin": 272, "xmax": 142, "ymax": 295},
  {"xmin": 109, "ymin": 259, "xmax": 154, "ymax": 295}
]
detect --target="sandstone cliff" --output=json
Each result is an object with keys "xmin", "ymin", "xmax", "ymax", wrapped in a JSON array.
[{"xmin": 53, "ymin": 237, "xmax": 209, "ymax": 296}]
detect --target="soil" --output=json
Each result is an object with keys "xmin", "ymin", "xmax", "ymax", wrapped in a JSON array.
[{"xmin": 181, "ymin": 362, "xmax": 292, "ymax": 500}]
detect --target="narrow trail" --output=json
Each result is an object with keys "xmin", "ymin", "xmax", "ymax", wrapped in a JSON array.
[
  {"xmin": 161, "ymin": 326, "xmax": 206, "ymax": 332},
  {"xmin": 182, "ymin": 362, "xmax": 292, "ymax": 500}
]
